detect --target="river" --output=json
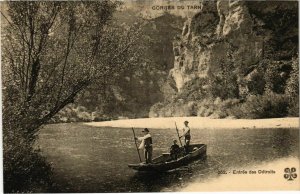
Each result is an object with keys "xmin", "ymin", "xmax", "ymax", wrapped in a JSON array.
[{"xmin": 37, "ymin": 123, "xmax": 299, "ymax": 192}]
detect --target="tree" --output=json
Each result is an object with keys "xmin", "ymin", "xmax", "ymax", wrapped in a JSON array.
[
  {"xmin": 2, "ymin": 1, "xmax": 141, "ymax": 139},
  {"xmin": 1, "ymin": 1, "xmax": 141, "ymax": 191},
  {"xmin": 285, "ymin": 57, "xmax": 299, "ymax": 116},
  {"xmin": 208, "ymin": 59, "xmax": 239, "ymax": 100}
]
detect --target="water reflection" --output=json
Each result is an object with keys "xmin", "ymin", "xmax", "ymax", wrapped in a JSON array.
[
  {"xmin": 271, "ymin": 129, "xmax": 295, "ymax": 157},
  {"xmin": 38, "ymin": 124, "xmax": 299, "ymax": 192}
]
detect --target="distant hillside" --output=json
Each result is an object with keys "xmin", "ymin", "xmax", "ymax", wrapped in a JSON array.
[{"xmin": 52, "ymin": 11, "xmax": 184, "ymax": 122}]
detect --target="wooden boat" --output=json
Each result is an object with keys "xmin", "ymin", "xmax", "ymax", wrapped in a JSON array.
[{"xmin": 128, "ymin": 144, "xmax": 207, "ymax": 172}]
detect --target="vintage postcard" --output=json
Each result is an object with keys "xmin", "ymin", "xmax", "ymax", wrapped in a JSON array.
[{"xmin": 1, "ymin": 0, "xmax": 299, "ymax": 193}]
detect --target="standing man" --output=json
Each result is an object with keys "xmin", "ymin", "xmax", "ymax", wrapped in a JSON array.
[
  {"xmin": 135, "ymin": 128, "xmax": 153, "ymax": 164},
  {"xmin": 180, "ymin": 120, "xmax": 191, "ymax": 153}
]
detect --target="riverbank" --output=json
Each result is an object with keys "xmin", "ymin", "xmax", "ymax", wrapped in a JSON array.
[{"xmin": 84, "ymin": 117, "xmax": 299, "ymax": 129}]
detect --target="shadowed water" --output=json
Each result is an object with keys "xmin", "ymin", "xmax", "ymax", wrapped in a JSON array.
[{"xmin": 37, "ymin": 123, "xmax": 299, "ymax": 192}]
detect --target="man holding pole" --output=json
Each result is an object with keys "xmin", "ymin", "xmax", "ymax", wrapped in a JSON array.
[
  {"xmin": 180, "ymin": 120, "xmax": 191, "ymax": 154},
  {"xmin": 135, "ymin": 128, "xmax": 153, "ymax": 164}
]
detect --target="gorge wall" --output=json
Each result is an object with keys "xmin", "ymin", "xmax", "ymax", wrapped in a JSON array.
[
  {"xmin": 150, "ymin": 0, "xmax": 298, "ymax": 118},
  {"xmin": 171, "ymin": 0, "xmax": 262, "ymax": 92},
  {"xmin": 54, "ymin": 1, "xmax": 298, "ymax": 122}
]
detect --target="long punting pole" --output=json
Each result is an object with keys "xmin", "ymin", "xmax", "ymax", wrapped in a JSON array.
[
  {"xmin": 132, "ymin": 127, "xmax": 142, "ymax": 162},
  {"xmin": 175, "ymin": 122, "xmax": 183, "ymax": 147}
]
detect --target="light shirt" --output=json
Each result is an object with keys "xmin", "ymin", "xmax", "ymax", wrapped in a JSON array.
[
  {"xmin": 138, "ymin": 134, "xmax": 151, "ymax": 149},
  {"xmin": 182, "ymin": 126, "xmax": 190, "ymax": 137}
]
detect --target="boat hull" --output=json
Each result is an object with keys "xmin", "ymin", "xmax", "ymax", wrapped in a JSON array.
[{"xmin": 128, "ymin": 144, "xmax": 207, "ymax": 172}]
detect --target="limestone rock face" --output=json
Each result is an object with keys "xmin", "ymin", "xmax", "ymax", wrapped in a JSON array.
[
  {"xmin": 149, "ymin": 0, "xmax": 298, "ymax": 118},
  {"xmin": 169, "ymin": 0, "xmax": 297, "ymax": 94},
  {"xmin": 170, "ymin": 0, "xmax": 262, "ymax": 92}
]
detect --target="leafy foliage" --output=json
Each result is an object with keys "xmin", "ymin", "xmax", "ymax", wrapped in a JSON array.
[
  {"xmin": 231, "ymin": 92, "xmax": 289, "ymax": 119},
  {"xmin": 2, "ymin": 1, "xmax": 141, "ymax": 192},
  {"xmin": 3, "ymin": 132, "xmax": 53, "ymax": 193},
  {"xmin": 208, "ymin": 58, "xmax": 239, "ymax": 100},
  {"xmin": 264, "ymin": 60, "xmax": 292, "ymax": 94},
  {"xmin": 2, "ymin": 1, "xmax": 141, "ymax": 138},
  {"xmin": 285, "ymin": 58, "xmax": 299, "ymax": 116}
]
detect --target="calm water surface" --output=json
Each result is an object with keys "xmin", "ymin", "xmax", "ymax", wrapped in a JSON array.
[{"xmin": 38, "ymin": 123, "xmax": 299, "ymax": 192}]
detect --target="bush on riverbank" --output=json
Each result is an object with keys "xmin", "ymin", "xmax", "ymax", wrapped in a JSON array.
[
  {"xmin": 50, "ymin": 104, "xmax": 116, "ymax": 123},
  {"xmin": 3, "ymin": 132, "xmax": 53, "ymax": 192},
  {"xmin": 149, "ymin": 91, "xmax": 297, "ymax": 119},
  {"xmin": 231, "ymin": 92, "xmax": 289, "ymax": 119}
]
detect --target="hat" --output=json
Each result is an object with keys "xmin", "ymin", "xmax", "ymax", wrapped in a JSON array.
[
  {"xmin": 184, "ymin": 120, "xmax": 189, "ymax": 124},
  {"xmin": 142, "ymin": 128, "xmax": 149, "ymax": 132}
]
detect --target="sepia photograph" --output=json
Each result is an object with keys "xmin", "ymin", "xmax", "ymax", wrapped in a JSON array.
[{"xmin": 1, "ymin": 0, "xmax": 299, "ymax": 193}]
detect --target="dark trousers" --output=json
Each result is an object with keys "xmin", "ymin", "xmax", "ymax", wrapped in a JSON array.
[
  {"xmin": 184, "ymin": 136, "xmax": 191, "ymax": 153},
  {"xmin": 170, "ymin": 153, "xmax": 178, "ymax": 160},
  {"xmin": 144, "ymin": 146, "xmax": 153, "ymax": 163}
]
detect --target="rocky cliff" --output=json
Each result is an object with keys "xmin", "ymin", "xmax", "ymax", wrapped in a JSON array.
[
  {"xmin": 150, "ymin": 0, "xmax": 298, "ymax": 118},
  {"xmin": 171, "ymin": 0, "xmax": 297, "ymax": 92},
  {"xmin": 54, "ymin": 1, "xmax": 298, "ymax": 121}
]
